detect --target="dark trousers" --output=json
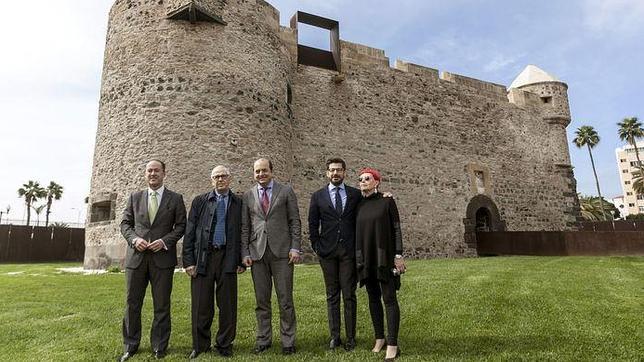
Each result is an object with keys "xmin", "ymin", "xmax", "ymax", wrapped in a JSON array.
[
  {"xmin": 319, "ymin": 244, "xmax": 357, "ymax": 341},
  {"xmin": 365, "ymin": 277, "xmax": 400, "ymax": 346},
  {"xmin": 191, "ymin": 247, "xmax": 238, "ymax": 352},
  {"xmin": 122, "ymin": 253, "xmax": 174, "ymax": 353},
  {"xmin": 250, "ymin": 245, "xmax": 296, "ymax": 348}
]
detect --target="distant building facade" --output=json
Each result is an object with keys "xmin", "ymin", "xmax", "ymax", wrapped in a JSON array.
[
  {"xmin": 611, "ymin": 196, "xmax": 628, "ymax": 218},
  {"xmin": 615, "ymin": 143, "xmax": 644, "ymax": 216},
  {"xmin": 84, "ymin": 0, "xmax": 581, "ymax": 268}
]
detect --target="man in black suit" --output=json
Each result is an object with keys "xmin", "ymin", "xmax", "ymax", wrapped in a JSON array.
[
  {"xmin": 119, "ymin": 159, "xmax": 187, "ymax": 361},
  {"xmin": 308, "ymin": 158, "xmax": 361, "ymax": 351},
  {"xmin": 182, "ymin": 165, "xmax": 245, "ymax": 359}
]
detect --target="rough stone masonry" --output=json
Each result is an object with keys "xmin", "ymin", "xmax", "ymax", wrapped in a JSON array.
[{"xmin": 85, "ymin": 0, "xmax": 580, "ymax": 269}]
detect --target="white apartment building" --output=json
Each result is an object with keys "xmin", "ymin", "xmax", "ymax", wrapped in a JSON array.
[
  {"xmin": 615, "ymin": 142, "xmax": 644, "ymax": 215},
  {"xmin": 611, "ymin": 196, "xmax": 628, "ymax": 218}
]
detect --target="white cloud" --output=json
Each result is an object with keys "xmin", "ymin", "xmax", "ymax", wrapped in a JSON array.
[{"xmin": 582, "ymin": 0, "xmax": 644, "ymax": 35}]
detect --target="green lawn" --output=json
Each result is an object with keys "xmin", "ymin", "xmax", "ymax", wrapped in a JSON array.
[{"xmin": 0, "ymin": 257, "xmax": 642, "ymax": 361}]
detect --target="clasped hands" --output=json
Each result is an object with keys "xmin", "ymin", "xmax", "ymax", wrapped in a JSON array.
[{"xmin": 133, "ymin": 237, "xmax": 164, "ymax": 252}]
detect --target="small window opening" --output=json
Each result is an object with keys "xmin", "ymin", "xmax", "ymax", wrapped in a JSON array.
[
  {"xmin": 541, "ymin": 96, "xmax": 552, "ymax": 104},
  {"xmin": 90, "ymin": 201, "xmax": 114, "ymax": 223}
]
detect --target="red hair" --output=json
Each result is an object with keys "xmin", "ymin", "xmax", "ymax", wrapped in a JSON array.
[{"xmin": 359, "ymin": 168, "xmax": 381, "ymax": 181}]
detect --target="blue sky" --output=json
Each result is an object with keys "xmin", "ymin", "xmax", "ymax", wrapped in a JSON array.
[{"xmin": 1, "ymin": 0, "xmax": 642, "ymax": 222}]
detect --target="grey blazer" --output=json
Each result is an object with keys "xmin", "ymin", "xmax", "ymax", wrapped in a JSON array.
[
  {"xmin": 120, "ymin": 188, "xmax": 187, "ymax": 269},
  {"xmin": 241, "ymin": 181, "xmax": 302, "ymax": 260}
]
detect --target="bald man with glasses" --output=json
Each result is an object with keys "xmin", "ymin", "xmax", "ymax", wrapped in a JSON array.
[{"xmin": 183, "ymin": 166, "xmax": 245, "ymax": 359}]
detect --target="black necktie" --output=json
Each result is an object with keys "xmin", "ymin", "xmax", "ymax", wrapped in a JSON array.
[{"xmin": 334, "ymin": 187, "xmax": 343, "ymax": 215}]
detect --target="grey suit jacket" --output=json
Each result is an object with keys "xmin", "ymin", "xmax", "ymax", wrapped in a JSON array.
[
  {"xmin": 120, "ymin": 188, "xmax": 187, "ymax": 269},
  {"xmin": 241, "ymin": 181, "xmax": 302, "ymax": 260}
]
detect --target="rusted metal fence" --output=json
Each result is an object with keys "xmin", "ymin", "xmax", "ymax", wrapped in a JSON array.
[
  {"xmin": 578, "ymin": 220, "xmax": 644, "ymax": 231},
  {"xmin": 476, "ymin": 231, "xmax": 644, "ymax": 256},
  {"xmin": 0, "ymin": 225, "xmax": 85, "ymax": 263}
]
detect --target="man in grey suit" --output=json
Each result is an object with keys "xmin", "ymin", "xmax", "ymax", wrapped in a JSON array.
[
  {"xmin": 241, "ymin": 158, "xmax": 302, "ymax": 355},
  {"xmin": 119, "ymin": 160, "xmax": 187, "ymax": 361}
]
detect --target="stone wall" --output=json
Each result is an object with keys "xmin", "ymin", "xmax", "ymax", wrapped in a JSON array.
[
  {"xmin": 289, "ymin": 45, "xmax": 579, "ymax": 258},
  {"xmin": 86, "ymin": 0, "xmax": 295, "ymax": 268},
  {"xmin": 86, "ymin": 0, "xmax": 580, "ymax": 268}
]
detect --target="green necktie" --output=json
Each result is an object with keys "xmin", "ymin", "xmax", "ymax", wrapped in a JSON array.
[{"xmin": 149, "ymin": 191, "xmax": 159, "ymax": 223}]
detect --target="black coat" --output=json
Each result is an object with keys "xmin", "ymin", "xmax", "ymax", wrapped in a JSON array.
[
  {"xmin": 308, "ymin": 184, "xmax": 361, "ymax": 258},
  {"xmin": 182, "ymin": 190, "xmax": 243, "ymax": 275},
  {"xmin": 355, "ymin": 192, "xmax": 403, "ymax": 286}
]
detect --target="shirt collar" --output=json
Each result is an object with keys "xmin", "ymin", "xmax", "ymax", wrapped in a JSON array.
[
  {"xmin": 148, "ymin": 185, "xmax": 165, "ymax": 197},
  {"xmin": 328, "ymin": 182, "xmax": 345, "ymax": 192},
  {"xmin": 259, "ymin": 180, "xmax": 274, "ymax": 190},
  {"xmin": 209, "ymin": 189, "xmax": 230, "ymax": 200}
]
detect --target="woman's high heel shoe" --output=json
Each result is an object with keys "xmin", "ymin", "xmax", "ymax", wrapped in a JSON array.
[
  {"xmin": 372, "ymin": 339, "xmax": 386, "ymax": 353},
  {"xmin": 384, "ymin": 347, "xmax": 401, "ymax": 361}
]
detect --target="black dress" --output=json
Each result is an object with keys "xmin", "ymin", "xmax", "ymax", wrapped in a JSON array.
[{"xmin": 355, "ymin": 192, "xmax": 403, "ymax": 288}]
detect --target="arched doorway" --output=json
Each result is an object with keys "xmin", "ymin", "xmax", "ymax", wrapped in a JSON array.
[
  {"xmin": 475, "ymin": 207, "xmax": 492, "ymax": 232},
  {"xmin": 463, "ymin": 195, "xmax": 505, "ymax": 250}
]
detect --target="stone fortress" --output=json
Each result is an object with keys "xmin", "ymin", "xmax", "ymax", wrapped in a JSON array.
[{"xmin": 85, "ymin": 0, "xmax": 581, "ymax": 268}]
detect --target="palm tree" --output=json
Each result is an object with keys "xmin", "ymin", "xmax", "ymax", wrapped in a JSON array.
[
  {"xmin": 44, "ymin": 181, "xmax": 64, "ymax": 227},
  {"xmin": 632, "ymin": 167, "xmax": 644, "ymax": 195},
  {"xmin": 573, "ymin": 126, "xmax": 608, "ymax": 220},
  {"xmin": 32, "ymin": 204, "xmax": 46, "ymax": 226},
  {"xmin": 578, "ymin": 195, "xmax": 618, "ymax": 221},
  {"xmin": 17, "ymin": 181, "xmax": 46, "ymax": 226},
  {"xmin": 617, "ymin": 116, "xmax": 644, "ymax": 166}
]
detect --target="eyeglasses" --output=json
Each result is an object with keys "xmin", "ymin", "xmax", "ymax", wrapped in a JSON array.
[
  {"xmin": 328, "ymin": 168, "xmax": 344, "ymax": 173},
  {"xmin": 358, "ymin": 176, "xmax": 372, "ymax": 182},
  {"xmin": 211, "ymin": 174, "xmax": 229, "ymax": 180}
]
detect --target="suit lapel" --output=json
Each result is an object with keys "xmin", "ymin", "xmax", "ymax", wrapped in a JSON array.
[
  {"xmin": 252, "ymin": 184, "xmax": 264, "ymax": 218},
  {"xmin": 152, "ymin": 189, "xmax": 171, "ymax": 226},
  {"xmin": 141, "ymin": 190, "xmax": 151, "ymax": 226},
  {"xmin": 322, "ymin": 186, "xmax": 336, "ymax": 214},
  {"xmin": 267, "ymin": 181, "xmax": 282, "ymax": 216}
]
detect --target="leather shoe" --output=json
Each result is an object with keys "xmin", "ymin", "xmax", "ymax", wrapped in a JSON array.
[
  {"xmin": 344, "ymin": 338, "xmax": 356, "ymax": 351},
  {"xmin": 118, "ymin": 351, "xmax": 135, "ymax": 362},
  {"xmin": 215, "ymin": 345, "xmax": 233, "ymax": 357},
  {"xmin": 282, "ymin": 346, "xmax": 296, "ymax": 355},
  {"xmin": 154, "ymin": 350, "xmax": 166, "ymax": 359},
  {"xmin": 253, "ymin": 344, "xmax": 271, "ymax": 354},
  {"xmin": 329, "ymin": 338, "xmax": 343, "ymax": 350},
  {"xmin": 189, "ymin": 346, "xmax": 211, "ymax": 359}
]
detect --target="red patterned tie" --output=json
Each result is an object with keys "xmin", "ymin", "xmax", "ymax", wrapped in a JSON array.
[{"xmin": 261, "ymin": 187, "xmax": 270, "ymax": 214}]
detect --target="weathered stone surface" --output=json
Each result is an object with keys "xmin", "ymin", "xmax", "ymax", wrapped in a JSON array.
[{"xmin": 86, "ymin": 0, "xmax": 580, "ymax": 268}]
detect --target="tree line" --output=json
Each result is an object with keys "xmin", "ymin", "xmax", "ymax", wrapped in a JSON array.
[
  {"xmin": 573, "ymin": 116, "xmax": 643, "ymax": 221},
  {"xmin": 16, "ymin": 181, "xmax": 64, "ymax": 226}
]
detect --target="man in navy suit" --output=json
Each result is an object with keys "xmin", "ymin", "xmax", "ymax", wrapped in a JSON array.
[{"xmin": 308, "ymin": 158, "xmax": 361, "ymax": 351}]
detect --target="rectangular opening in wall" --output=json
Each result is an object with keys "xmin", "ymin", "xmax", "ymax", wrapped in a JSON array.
[
  {"xmin": 541, "ymin": 96, "xmax": 552, "ymax": 104},
  {"xmin": 90, "ymin": 201, "xmax": 114, "ymax": 223},
  {"xmin": 298, "ymin": 23, "xmax": 331, "ymax": 51},
  {"xmin": 290, "ymin": 11, "xmax": 341, "ymax": 72}
]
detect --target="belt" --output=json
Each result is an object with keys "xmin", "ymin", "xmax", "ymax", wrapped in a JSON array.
[{"xmin": 208, "ymin": 244, "xmax": 225, "ymax": 251}]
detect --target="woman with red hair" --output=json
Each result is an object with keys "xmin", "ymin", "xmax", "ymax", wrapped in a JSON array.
[{"xmin": 355, "ymin": 168, "xmax": 406, "ymax": 361}]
